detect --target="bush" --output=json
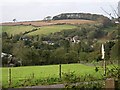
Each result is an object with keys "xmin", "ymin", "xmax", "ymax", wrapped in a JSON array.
[{"xmin": 62, "ymin": 71, "xmax": 80, "ymax": 83}]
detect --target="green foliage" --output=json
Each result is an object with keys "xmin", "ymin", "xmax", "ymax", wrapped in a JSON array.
[
  {"xmin": 62, "ymin": 71, "xmax": 104, "ymax": 89},
  {"xmin": 106, "ymin": 65, "xmax": 119, "ymax": 80},
  {"xmin": 110, "ymin": 42, "xmax": 119, "ymax": 61},
  {"xmin": 2, "ymin": 39, "xmax": 13, "ymax": 54},
  {"xmin": 2, "ymin": 32, "xmax": 8, "ymax": 39},
  {"xmin": 105, "ymin": 41, "xmax": 115, "ymax": 60},
  {"xmin": 62, "ymin": 71, "xmax": 80, "ymax": 83},
  {"xmin": 70, "ymin": 81, "xmax": 104, "ymax": 89}
]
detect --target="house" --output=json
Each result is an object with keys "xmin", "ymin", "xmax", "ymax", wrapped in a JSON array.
[
  {"xmin": 65, "ymin": 36, "xmax": 80, "ymax": 43},
  {"xmin": 72, "ymin": 35, "xmax": 80, "ymax": 43},
  {"xmin": 1, "ymin": 52, "xmax": 12, "ymax": 58},
  {"xmin": 42, "ymin": 41, "xmax": 54, "ymax": 45},
  {"xmin": 20, "ymin": 36, "xmax": 32, "ymax": 41}
]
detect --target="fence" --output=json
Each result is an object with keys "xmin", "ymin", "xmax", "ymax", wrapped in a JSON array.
[{"xmin": 2, "ymin": 64, "xmax": 118, "ymax": 88}]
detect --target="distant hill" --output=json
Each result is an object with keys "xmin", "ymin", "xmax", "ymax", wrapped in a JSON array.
[
  {"xmin": 1, "ymin": 13, "xmax": 110, "ymax": 26},
  {"xmin": 52, "ymin": 13, "xmax": 110, "ymax": 21}
]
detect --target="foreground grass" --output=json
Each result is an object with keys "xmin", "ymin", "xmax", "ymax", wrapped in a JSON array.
[{"xmin": 2, "ymin": 63, "xmax": 105, "ymax": 88}]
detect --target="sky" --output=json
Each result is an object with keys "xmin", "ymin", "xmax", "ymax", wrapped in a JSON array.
[{"xmin": 0, "ymin": 0, "xmax": 119, "ymax": 22}]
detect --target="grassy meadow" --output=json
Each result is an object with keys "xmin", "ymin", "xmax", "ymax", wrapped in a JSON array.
[
  {"xmin": 1, "ymin": 25, "xmax": 77, "ymax": 36},
  {"xmin": 2, "ymin": 63, "xmax": 106, "ymax": 88},
  {"xmin": 1, "ymin": 25, "xmax": 35, "ymax": 36},
  {"xmin": 27, "ymin": 25, "xmax": 77, "ymax": 36}
]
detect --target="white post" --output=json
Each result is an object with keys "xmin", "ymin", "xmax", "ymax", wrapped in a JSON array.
[{"xmin": 102, "ymin": 44, "xmax": 106, "ymax": 76}]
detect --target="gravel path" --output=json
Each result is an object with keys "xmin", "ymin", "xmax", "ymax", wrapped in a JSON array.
[
  {"xmin": 26, "ymin": 84, "xmax": 65, "ymax": 88},
  {"xmin": 7, "ymin": 84, "xmax": 65, "ymax": 90},
  {"xmin": 7, "ymin": 81, "xmax": 103, "ymax": 90}
]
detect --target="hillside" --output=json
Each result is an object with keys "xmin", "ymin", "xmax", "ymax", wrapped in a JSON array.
[
  {"xmin": 2, "ymin": 25, "xmax": 77, "ymax": 36},
  {"xmin": 1, "ymin": 19, "xmax": 96, "ymax": 36},
  {"xmin": 1, "ymin": 19, "xmax": 96, "ymax": 27},
  {"xmin": 2, "ymin": 12, "xmax": 118, "ymax": 68},
  {"xmin": 1, "ymin": 25, "xmax": 35, "ymax": 36},
  {"xmin": 27, "ymin": 25, "xmax": 77, "ymax": 36}
]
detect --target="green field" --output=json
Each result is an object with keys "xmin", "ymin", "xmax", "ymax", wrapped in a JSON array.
[
  {"xmin": 27, "ymin": 25, "xmax": 77, "ymax": 36},
  {"xmin": 2, "ymin": 63, "xmax": 106, "ymax": 87},
  {"xmin": 1, "ymin": 25, "xmax": 77, "ymax": 36},
  {"xmin": 1, "ymin": 25, "xmax": 35, "ymax": 36}
]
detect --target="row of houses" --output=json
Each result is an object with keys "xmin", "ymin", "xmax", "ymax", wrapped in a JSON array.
[{"xmin": 65, "ymin": 35, "xmax": 80, "ymax": 43}]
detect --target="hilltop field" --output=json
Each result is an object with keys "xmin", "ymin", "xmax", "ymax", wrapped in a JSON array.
[
  {"xmin": 1, "ymin": 19, "xmax": 96, "ymax": 36},
  {"xmin": 1, "ymin": 19, "xmax": 95, "ymax": 26}
]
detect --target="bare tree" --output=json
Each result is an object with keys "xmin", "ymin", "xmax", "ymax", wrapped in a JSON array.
[
  {"xmin": 101, "ymin": 1, "xmax": 120, "ymax": 23},
  {"xmin": 118, "ymin": 1, "xmax": 120, "ymax": 22}
]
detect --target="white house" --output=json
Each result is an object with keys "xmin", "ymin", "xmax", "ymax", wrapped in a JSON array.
[{"xmin": 1, "ymin": 52, "xmax": 12, "ymax": 58}]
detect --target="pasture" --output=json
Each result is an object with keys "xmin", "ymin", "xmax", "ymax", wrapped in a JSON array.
[
  {"xmin": 1, "ymin": 25, "xmax": 35, "ymax": 36},
  {"xmin": 2, "ymin": 63, "xmax": 106, "ymax": 88},
  {"xmin": 1, "ymin": 25, "xmax": 77, "ymax": 36},
  {"xmin": 27, "ymin": 25, "xmax": 77, "ymax": 36}
]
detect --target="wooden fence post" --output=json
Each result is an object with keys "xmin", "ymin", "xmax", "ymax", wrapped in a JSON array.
[
  {"xmin": 59, "ymin": 64, "xmax": 61, "ymax": 79},
  {"xmin": 105, "ymin": 78, "xmax": 115, "ymax": 89},
  {"xmin": 8, "ymin": 67, "xmax": 12, "ymax": 87}
]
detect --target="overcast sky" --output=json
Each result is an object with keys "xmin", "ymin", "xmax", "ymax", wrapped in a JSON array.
[{"xmin": 0, "ymin": 0, "xmax": 119, "ymax": 22}]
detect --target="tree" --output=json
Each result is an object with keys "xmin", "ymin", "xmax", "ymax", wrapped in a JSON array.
[
  {"xmin": 13, "ymin": 19, "xmax": 17, "ymax": 22},
  {"xmin": 110, "ymin": 42, "xmax": 119, "ymax": 61},
  {"xmin": 2, "ymin": 39, "xmax": 13, "ymax": 54},
  {"xmin": 51, "ymin": 47, "xmax": 66, "ymax": 64},
  {"xmin": 104, "ymin": 41, "xmax": 115, "ymax": 60},
  {"xmin": 44, "ymin": 16, "xmax": 52, "ymax": 21},
  {"xmin": 65, "ymin": 50, "xmax": 79, "ymax": 63},
  {"xmin": 2, "ymin": 32, "xmax": 8, "ymax": 39}
]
